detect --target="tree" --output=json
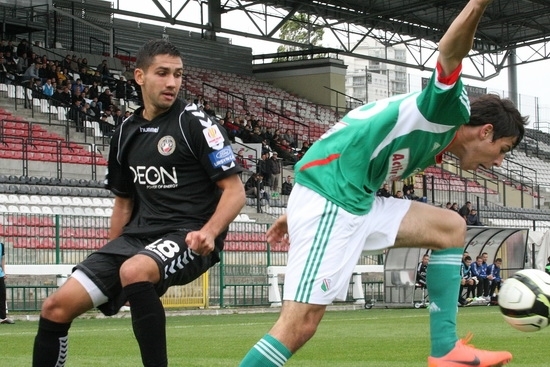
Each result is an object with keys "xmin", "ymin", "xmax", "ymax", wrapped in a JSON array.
[{"xmin": 275, "ymin": 13, "xmax": 325, "ymax": 62}]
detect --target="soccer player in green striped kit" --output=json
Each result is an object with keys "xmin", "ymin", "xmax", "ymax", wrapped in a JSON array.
[{"xmin": 239, "ymin": 1, "xmax": 528, "ymax": 366}]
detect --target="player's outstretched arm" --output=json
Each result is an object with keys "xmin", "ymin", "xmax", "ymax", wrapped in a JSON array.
[{"xmin": 437, "ymin": 0, "xmax": 493, "ymax": 76}]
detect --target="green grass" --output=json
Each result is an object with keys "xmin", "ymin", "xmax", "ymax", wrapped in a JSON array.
[{"xmin": 2, "ymin": 306, "xmax": 549, "ymax": 366}]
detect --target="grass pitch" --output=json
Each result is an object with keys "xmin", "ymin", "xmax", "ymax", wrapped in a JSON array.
[{"xmin": 2, "ymin": 306, "xmax": 548, "ymax": 366}]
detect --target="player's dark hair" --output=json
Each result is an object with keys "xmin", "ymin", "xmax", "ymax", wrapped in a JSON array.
[
  {"xmin": 468, "ymin": 93, "xmax": 528, "ymax": 149},
  {"xmin": 135, "ymin": 39, "xmax": 181, "ymax": 70}
]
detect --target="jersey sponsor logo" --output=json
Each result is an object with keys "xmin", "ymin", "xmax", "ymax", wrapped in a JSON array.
[
  {"xmin": 130, "ymin": 165, "xmax": 178, "ymax": 189},
  {"xmin": 157, "ymin": 135, "xmax": 176, "ymax": 156},
  {"xmin": 140, "ymin": 127, "xmax": 159, "ymax": 133},
  {"xmin": 208, "ymin": 145, "xmax": 236, "ymax": 168},
  {"xmin": 202, "ymin": 125, "xmax": 224, "ymax": 148},
  {"xmin": 387, "ymin": 149, "xmax": 409, "ymax": 180}
]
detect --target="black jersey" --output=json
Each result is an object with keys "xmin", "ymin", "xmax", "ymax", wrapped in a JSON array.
[{"xmin": 106, "ymin": 99, "xmax": 242, "ymax": 236}]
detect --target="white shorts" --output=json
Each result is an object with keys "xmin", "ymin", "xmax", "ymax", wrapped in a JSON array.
[{"xmin": 284, "ymin": 184, "xmax": 411, "ymax": 304}]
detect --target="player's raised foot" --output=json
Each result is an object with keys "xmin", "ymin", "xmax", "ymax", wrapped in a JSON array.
[{"xmin": 427, "ymin": 334, "xmax": 512, "ymax": 367}]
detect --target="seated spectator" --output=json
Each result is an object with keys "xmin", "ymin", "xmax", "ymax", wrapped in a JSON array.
[
  {"xmin": 71, "ymin": 88, "xmax": 85, "ymax": 105},
  {"xmin": 125, "ymin": 79, "xmax": 138, "ymax": 101},
  {"xmin": 79, "ymin": 57, "xmax": 89, "ymax": 70},
  {"xmin": 281, "ymin": 128, "xmax": 296, "ymax": 148},
  {"xmin": 458, "ymin": 201, "xmax": 472, "ymax": 222},
  {"xmin": 22, "ymin": 62, "xmax": 40, "ymax": 84},
  {"xmin": 122, "ymin": 65, "xmax": 134, "ymax": 81},
  {"xmin": 42, "ymin": 78, "xmax": 54, "ymax": 98},
  {"xmin": 96, "ymin": 59, "xmax": 111, "ymax": 83},
  {"xmin": 61, "ymin": 54, "xmax": 72, "ymax": 71},
  {"xmin": 394, "ymin": 190, "xmax": 404, "ymax": 199},
  {"xmin": 244, "ymin": 173, "xmax": 270, "ymax": 203},
  {"xmin": 56, "ymin": 66, "xmax": 68, "ymax": 83},
  {"xmin": 79, "ymin": 66, "xmax": 92, "ymax": 85},
  {"xmin": 235, "ymin": 149, "xmax": 251, "ymax": 171},
  {"xmin": 98, "ymin": 113, "xmax": 114, "ymax": 136},
  {"xmin": 467, "ymin": 208, "xmax": 483, "ymax": 226},
  {"xmin": 98, "ymin": 88, "xmax": 114, "ymax": 111},
  {"xmin": 88, "ymin": 80, "xmax": 100, "ymax": 100},
  {"xmin": 450, "ymin": 202, "xmax": 459, "ymax": 212},
  {"xmin": 202, "ymin": 101, "xmax": 216, "ymax": 117},
  {"xmin": 72, "ymin": 78, "xmax": 85, "ymax": 94},
  {"xmin": 376, "ymin": 183, "xmax": 391, "ymax": 197},
  {"xmin": 281, "ymin": 175, "xmax": 293, "ymax": 195}
]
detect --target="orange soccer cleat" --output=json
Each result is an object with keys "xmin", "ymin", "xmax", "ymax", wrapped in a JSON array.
[{"xmin": 428, "ymin": 334, "xmax": 512, "ymax": 367}]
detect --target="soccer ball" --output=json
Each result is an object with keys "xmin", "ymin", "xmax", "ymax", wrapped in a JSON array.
[{"xmin": 498, "ymin": 269, "xmax": 550, "ymax": 332}]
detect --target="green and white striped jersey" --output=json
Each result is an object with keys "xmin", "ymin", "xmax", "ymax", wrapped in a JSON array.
[{"xmin": 295, "ymin": 65, "xmax": 470, "ymax": 215}]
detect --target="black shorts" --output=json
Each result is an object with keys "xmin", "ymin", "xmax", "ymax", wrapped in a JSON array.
[{"xmin": 74, "ymin": 229, "xmax": 223, "ymax": 316}]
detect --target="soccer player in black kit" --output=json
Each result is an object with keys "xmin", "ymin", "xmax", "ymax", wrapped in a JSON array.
[{"xmin": 32, "ymin": 39, "xmax": 246, "ymax": 367}]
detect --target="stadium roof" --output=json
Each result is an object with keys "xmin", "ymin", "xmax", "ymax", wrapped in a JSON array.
[{"xmin": 113, "ymin": 0, "xmax": 550, "ymax": 80}]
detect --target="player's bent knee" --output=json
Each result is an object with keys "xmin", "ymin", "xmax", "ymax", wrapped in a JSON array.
[
  {"xmin": 438, "ymin": 212, "xmax": 467, "ymax": 250},
  {"xmin": 119, "ymin": 255, "xmax": 160, "ymax": 285}
]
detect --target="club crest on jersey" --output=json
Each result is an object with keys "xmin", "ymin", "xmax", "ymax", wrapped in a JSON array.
[
  {"xmin": 203, "ymin": 125, "xmax": 224, "ymax": 148},
  {"xmin": 157, "ymin": 136, "xmax": 176, "ymax": 156},
  {"xmin": 387, "ymin": 148, "xmax": 410, "ymax": 180}
]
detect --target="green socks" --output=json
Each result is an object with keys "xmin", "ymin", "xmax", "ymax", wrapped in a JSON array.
[
  {"xmin": 426, "ymin": 248, "xmax": 463, "ymax": 357},
  {"xmin": 239, "ymin": 334, "xmax": 292, "ymax": 366}
]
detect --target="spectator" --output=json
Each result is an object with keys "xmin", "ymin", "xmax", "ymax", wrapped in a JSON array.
[
  {"xmin": 394, "ymin": 190, "xmax": 404, "ymax": 199},
  {"xmin": 445, "ymin": 202, "xmax": 452, "ymax": 209},
  {"xmin": 467, "ymin": 208, "xmax": 483, "ymax": 225},
  {"xmin": 0, "ymin": 240, "xmax": 14, "ymax": 324},
  {"xmin": 55, "ymin": 65, "xmax": 67, "ymax": 83},
  {"xmin": 16, "ymin": 38, "xmax": 32, "ymax": 58},
  {"xmin": 70, "ymin": 88, "xmax": 84, "ymax": 105},
  {"xmin": 376, "ymin": 183, "xmax": 391, "ymax": 197},
  {"xmin": 281, "ymin": 128, "xmax": 296, "ymax": 148},
  {"xmin": 450, "ymin": 202, "xmax": 459, "ymax": 212},
  {"xmin": 66, "ymin": 99, "xmax": 84, "ymax": 131},
  {"xmin": 202, "ymin": 101, "xmax": 216, "ymax": 117},
  {"xmin": 269, "ymin": 152, "xmax": 282, "ymax": 192},
  {"xmin": 42, "ymin": 78, "xmax": 54, "ymax": 98},
  {"xmin": 244, "ymin": 173, "xmax": 270, "ymax": 204},
  {"xmin": 261, "ymin": 138, "xmax": 273, "ymax": 156},
  {"xmin": 22, "ymin": 62, "xmax": 40, "ymax": 84},
  {"xmin": 98, "ymin": 88, "xmax": 114, "ymax": 111},
  {"xmin": 71, "ymin": 78, "xmax": 85, "ymax": 94},
  {"xmin": 458, "ymin": 201, "xmax": 471, "ymax": 222},
  {"xmin": 235, "ymin": 148, "xmax": 251, "ymax": 171},
  {"xmin": 88, "ymin": 80, "xmax": 100, "ymax": 100},
  {"xmin": 281, "ymin": 175, "xmax": 293, "ymax": 195},
  {"xmin": 96, "ymin": 59, "xmax": 111, "ymax": 82},
  {"xmin": 115, "ymin": 76, "xmax": 126, "ymax": 98},
  {"xmin": 98, "ymin": 113, "xmax": 114, "ymax": 136},
  {"xmin": 257, "ymin": 152, "xmax": 272, "ymax": 190},
  {"xmin": 113, "ymin": 108, "xmax": 124, "ymax": 129},
  {"xmin": 60, "ymin": 54, "xmax": 72, "ymax": 71}
]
